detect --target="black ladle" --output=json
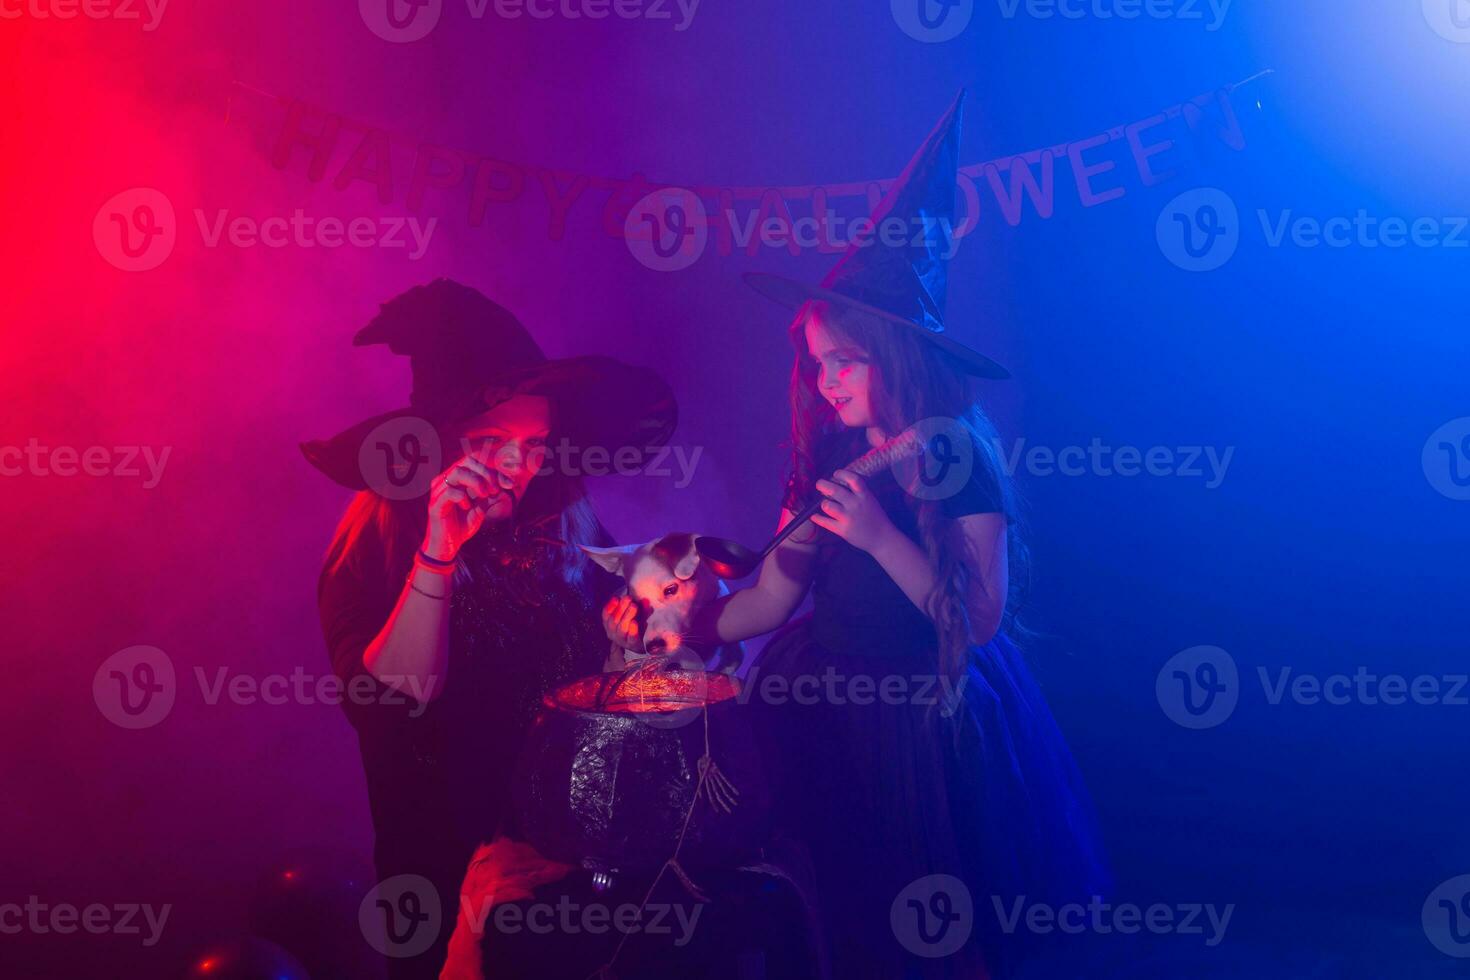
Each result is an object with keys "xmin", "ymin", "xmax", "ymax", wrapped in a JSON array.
[
  {"xmin": 694, "ymin": 426, "xmax": 929, "ymax": 580},
  {"xmin": 695, "ymin": 495, "xmax": 827, "ymax": 579}
]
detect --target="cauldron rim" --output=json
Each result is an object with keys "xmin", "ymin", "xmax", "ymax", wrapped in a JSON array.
[{"xmin": 541, "ymin": 669, "xmax": 743, "ymax": 718}]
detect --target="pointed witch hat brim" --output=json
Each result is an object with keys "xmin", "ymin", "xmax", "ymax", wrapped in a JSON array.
[
  {"xmin": 299, "ymin": 279, "xmax": 678, "ymax": 494},
  {"xmin": 300, "ymin": 358, "xmax": 679, "ymax": 494},
  {"xmin": 744, "ymin": 91, "xmax": 1010, "ymax": 380}
]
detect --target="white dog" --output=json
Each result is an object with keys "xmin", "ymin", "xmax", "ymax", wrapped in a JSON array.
[{"xmin": 581, "ymin": 532, "xmax": 744, "ymax": 674}]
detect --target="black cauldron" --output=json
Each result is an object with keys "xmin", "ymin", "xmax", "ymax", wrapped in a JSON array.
[{"xmin": 513, "ymin": 665, "xmax": 770, "ymax": 877}]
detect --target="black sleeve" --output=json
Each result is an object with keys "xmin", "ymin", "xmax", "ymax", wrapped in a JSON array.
[{"xmin": 938, "ymin": 458, "xmax": 1005, "ymax": 520}]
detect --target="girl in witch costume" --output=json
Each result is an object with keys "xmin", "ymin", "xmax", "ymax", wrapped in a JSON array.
[
  {"xmin": 694, "ymin": 95, "xmax": 1110, "ymax": 979},
  {"xmin": 306, "ymin": 279, "xmax": 677, "ymax": 980}
]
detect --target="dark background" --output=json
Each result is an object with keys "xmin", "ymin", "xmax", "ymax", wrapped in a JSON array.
[{"xmin": 3, "ymin": 1, "xmax": 1468, "ymax": 975}]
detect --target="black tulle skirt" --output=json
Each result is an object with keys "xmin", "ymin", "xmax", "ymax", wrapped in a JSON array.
[{"xmin": 751, "ymin": 618, "xmax": 1111, "ymax": 979}]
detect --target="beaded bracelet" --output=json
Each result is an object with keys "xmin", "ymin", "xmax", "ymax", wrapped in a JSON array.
[{"xmin": 414, "ymin": 549, "xmax": 458, "ymax": 575}]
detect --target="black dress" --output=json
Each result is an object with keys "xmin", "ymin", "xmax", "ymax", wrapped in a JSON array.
[
  {"xmin": 753, "ymin": 433, "xmax": 1111, "ymax": 979},
  {"xmin": 318, "ymin": 515, "xmax": 612, "ymax": 980}
]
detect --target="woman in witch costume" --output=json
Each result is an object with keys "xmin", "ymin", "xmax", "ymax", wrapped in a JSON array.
[
  {"xmin": 694, "ymin": 95, "xmax": 1110, "ymax": 978},
  {"xmin": 305, "ymin": 279, "xmax": 677, "ymax": 980}
]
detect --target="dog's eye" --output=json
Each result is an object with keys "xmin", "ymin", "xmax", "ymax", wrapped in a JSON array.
[{"xmin": 662, "ymin": 584, "xmax": 678, "ymax": 598}]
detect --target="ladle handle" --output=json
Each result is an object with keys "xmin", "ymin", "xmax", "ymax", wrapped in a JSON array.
[
  {"xmin": 753, "ymin": 494, "xmax": 827, "ymax": 564},
  {"xmin": 750, "ymin": 428, "xmax": 928, "ymax": 567}
]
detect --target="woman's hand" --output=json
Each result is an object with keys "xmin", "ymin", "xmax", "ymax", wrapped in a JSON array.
[
  {"xmin": 422, "ymin": 450, "xmax": 506, "ymax": 560},
  {"xmin": 810, "ymin": 469, "xmax": 898, "ymax": 555},
  {"xmin": 601, "ymin": 594, "xmax": 642, "ymax": 652}
]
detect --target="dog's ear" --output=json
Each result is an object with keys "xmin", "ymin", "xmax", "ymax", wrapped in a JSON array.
[
  {"xmin": 577, "ymin": 543, "xmax": 639, "ymax": 579},
  {"xmin": 670, "ymin": 533, "xmax": 702, "ymax": 581}
]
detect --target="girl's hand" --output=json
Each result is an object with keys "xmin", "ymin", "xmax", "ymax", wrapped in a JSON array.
[
  {"xmin": 601, "ymin": 594, "xmax": 643, "ymax": 652},
  {"xmin": 810, "ymin": 469, "xmax": 897, "ymax": 555},
  {"xmin": 423, "ymin": 450, "xmax": 506, "ymax": 560}
]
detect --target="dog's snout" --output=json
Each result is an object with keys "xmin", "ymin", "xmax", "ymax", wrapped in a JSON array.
[{"xmin": 644, "ymin": 637, "xmax": 669, "ymax": 656}]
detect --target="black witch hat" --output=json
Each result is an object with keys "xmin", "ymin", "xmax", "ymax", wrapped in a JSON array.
[
  {"xmin": 301, "ymin": 279, "xmax": 678, "ymax": 493},
  {"xmin": 744, "ymin": 91, "xmax": 1009, "ymax": 379}
]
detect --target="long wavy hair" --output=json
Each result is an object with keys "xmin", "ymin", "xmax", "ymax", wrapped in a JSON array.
[{"xmin": 784, "ymin": 300, "xmax": 1028, "ymax": 682}]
